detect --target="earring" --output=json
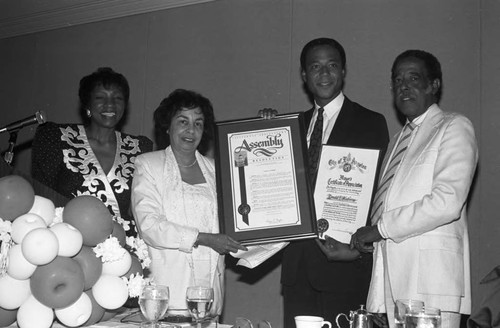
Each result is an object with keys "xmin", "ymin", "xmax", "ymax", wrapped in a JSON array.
[{"xmin": 86, "ymin": 109, "xmax": 92, "ymax": 118}]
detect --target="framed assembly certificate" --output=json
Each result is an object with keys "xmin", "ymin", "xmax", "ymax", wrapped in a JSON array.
[
  {"xmin": 214, "ymin": 113, "xmax": 317, "ymax": 245},
  {"xmin": 314, "ymin": 145, "xmax": 380, "ymax": 243}
]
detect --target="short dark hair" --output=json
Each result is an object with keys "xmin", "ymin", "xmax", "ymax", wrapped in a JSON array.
[
  {"xmin": 78, "ymin": 67, "xmax": 130, "ymax": 109},
  {"xmin": 154, "ymin": 89, "xmax": 215, "ymax": 154},
  {"xmin": 300, "ymin": 37, "xmax": 346, "ymax": 70},
  {"xmin": 391, "ymin": 50, "xmax": 442, "ymax": 101}
]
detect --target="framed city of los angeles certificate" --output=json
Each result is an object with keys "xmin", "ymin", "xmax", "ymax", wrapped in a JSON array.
[
  {"xmin": 214, "ymin": 113, "xmax": 317, "ymax": 245},
  {"xmin": 314, "ymin": 145, "xmax": 380, "ymax": 244}
]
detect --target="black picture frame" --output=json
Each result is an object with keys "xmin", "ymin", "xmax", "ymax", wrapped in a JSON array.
[{"xmin": 214, "ymin": 112, "xmax": 317, "ymax": 245}]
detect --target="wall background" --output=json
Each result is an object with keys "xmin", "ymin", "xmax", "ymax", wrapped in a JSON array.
[{"xmin": 0, "ymin": 1, "xmax": 497, "ymax": 327}]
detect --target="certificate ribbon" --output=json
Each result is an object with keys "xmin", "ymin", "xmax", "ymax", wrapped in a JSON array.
[{"xmin": 235, "ymin": 151, "xmax": 251, "ymax": 225}]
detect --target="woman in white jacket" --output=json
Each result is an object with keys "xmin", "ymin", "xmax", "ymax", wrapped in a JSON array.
[{"xmin": 131, "ymin": 89, "xmax": 246, "ymax": 317}]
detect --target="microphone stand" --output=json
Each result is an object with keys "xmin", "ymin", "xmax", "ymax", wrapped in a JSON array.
[{"xmin": 3, "ymin": 129, "xmax": 19, "ymax": 165}]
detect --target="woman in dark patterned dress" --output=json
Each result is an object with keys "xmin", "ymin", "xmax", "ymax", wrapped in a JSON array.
[{"xmin": 31, "ymin": 67, "xmax": 153, "ymax": 237}]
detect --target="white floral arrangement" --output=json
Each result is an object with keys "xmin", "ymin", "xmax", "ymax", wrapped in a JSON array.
[
  {"xmin": 126, "ymin": 236, "xmax": 151, "ymax": 269},
  {"xmin": 93, "ymin": 234, "xmax": 155, "ymax": 298},
  {"xmin": 0, "ymin": 218, "xmax": 13, "ymax": 276},
  {"xmin": 0, "ymin": 218, "xmax": 12, "ymax": 242},
  {"xmin": 111, "ymin": 215, "xmax": 153, "ymax": 298},
  {"xmin": 51, "ymin": 207, "xmax": 64, "ymax": 226},
  {"xmin": 123, "ymin": 273, "xmax": 154, "ymax": 298},
  {"xmin": 93, "ymin": 236, "xmax": 127, "ymax": 262},
  {"xmin": 113, "ymin": 215, "xmax": 151, "ymax": 269}
]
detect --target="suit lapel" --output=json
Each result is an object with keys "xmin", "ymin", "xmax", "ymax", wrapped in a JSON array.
[
  {"xmin": 388, "ymin": 105, "xmax": 443, "ymax": 196},
  {"xmin": 305, "ymin": 97, "xmax": 367, "ymax": 149},
  {"xmin": 326, "ymin": 97, "xmax": 355, "ymax": 145},
  {"xmin": 404, "ymin": 105, "xmax": 443, "ymax": 161},
  {"xmin": 304, "ymin": 107, "xmax": 314, "ymax": 127}
]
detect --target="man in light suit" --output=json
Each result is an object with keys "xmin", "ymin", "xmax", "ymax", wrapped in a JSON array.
[
  {"xmin": 277, "ymin": 37, "xmax": 390, "ymax": 328},
  {"xmin": 351, "ymin": 50, "xmax": 478, "ymax": 328}
]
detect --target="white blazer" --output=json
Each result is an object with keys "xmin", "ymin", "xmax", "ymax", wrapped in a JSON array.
[
  {"xmin": 367, "ymin": 104, "xmax": 478, "ymax": 314},
  {"xmin": 131, "ymin": 147, "xmax": 225, "ymax": 315}
]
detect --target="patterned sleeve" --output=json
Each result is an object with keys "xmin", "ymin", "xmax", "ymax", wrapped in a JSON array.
[{"xmin": 31, "ymin": 122, "xmax": 63, "ymax": 190}]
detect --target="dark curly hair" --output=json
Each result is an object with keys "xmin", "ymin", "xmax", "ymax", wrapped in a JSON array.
[
  {"xmin": 78, "ymin": 67, "xmax": 130, "ymax": 123},
  {"xmin": 154, "ymin": 89, "xmax": 215, "ymax": 154}
]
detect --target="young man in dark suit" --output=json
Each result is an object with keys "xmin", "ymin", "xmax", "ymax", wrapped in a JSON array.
[{"xmin": 280, "ymin": 37, "xmax": 390, "ymax": 327}]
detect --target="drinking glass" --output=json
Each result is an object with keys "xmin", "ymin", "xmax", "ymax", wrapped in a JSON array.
[
  {"xmin": 394, "ymin": 299, "xmax": 424, "ymax": 328},
  {"xmin": 139, "ymin": 285, "xmax": 170, "ymax": 328},
  {"xmin": 405, "ymin": 307, "xmax": 441, "ymax": 328},
  {"xmin": 186, "ymin": 286, "xmax": 214, "ymax": 327}
]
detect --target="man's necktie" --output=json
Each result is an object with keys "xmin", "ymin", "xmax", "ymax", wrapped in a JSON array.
[
  {"xmin": 308, "ymin": 107, "xmax": 324, "ymax": 187},
  {"xmin": 370, "ymin": 122, "xmax": 416, "ymax": 224}
]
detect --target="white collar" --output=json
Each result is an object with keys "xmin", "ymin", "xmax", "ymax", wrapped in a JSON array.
[
  {"xmin": 314, "ymin": 91, "xmax": 344, "ymax": 118},
  {"xmin": 406, "ymin": 103, "xmax": 436, "ymax": 126}
]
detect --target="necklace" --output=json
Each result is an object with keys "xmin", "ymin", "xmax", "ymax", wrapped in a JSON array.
[{"xmin": 177, "ymin": 159, "xmax": 197, "ymax": 168}]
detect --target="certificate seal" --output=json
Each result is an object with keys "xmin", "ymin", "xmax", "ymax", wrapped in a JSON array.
[
  {"xmin": 343, "ymin": 163, "xmax": 352, "ymax": 172},
  {"xmin": 238, "ymin": 204, "xmax": 251, "ymax": 216},
  {"xmin": 317, "ymin": 218, "xmax": 329, "ymax": 238}
]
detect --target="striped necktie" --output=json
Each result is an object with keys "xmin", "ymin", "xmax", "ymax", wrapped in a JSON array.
[
  {"xmin": 308, "ymin": 107, "xmax": 324, "ymax": 187},
  {"xmin": 370, "ymin": 122, "xmax": 416, "ymax": 224}
]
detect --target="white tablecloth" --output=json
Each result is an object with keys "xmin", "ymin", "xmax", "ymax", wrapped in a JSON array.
[{"xmin": 6, "ymin": 308, "xmax": 232, "ymax": 328}]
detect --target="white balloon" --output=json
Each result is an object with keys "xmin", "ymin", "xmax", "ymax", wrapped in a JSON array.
[
  {"xmin": 50, "ymin": 222, "xmax": 83, "ymax": 257},
  {"xmin": 0, "ymin": 274, "xmax": 31, "ymax": 310},
  {"xmin": 17, "ymin": 295, "xmax": 54, "ymax": 328},
  {"xmin": 10, "ymin": 213, "xmax": 46, "ymax": 244},
  {"xmin": 55, "ymin": 292, "xmax": 92, "ymax": 327},
  {"xmin": 7, "ymin": 244, "xmax": 37, "ymax": 280},
  {"xmin": 21, "ymin": 228, "xmax": 59, "ymax": 265},
  {"xmin": 29, "ymin": 195, "xmax": 56, "ymax": 226},
  {"xmin": 102, "ymin": 250, "xmax": 132, "ymax": 276},
  {"xmin": 92, "ymin": 275, "xmax": 128, "ymax": 310}
]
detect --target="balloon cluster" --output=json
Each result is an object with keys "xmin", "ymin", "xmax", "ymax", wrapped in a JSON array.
[{"xmin": 0, "ymin": 175, "xmax": 148, "ymax": 328}]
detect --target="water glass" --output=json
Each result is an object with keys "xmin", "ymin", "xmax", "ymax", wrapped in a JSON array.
[
  {"xmin": 186, "ymin": 286, "xmax": 214, "ymax": 327},
  {"xmin": 394, "ymin": 299, "xmax": 424, "ymax": 327},
  {"xmin": 405, "ymin": 307, "xmax": 441, "ymax": 328},
  {"xmin": 139, "ymin": 285, "xmax": 170, "ymax": 328}
]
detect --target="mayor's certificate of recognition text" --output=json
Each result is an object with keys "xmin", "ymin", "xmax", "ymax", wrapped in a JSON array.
[
  {"xmin": 314, "ymin": 146, "xmax": 380, "ymax": 243},
  {"xmin": 228, "ymin": 126, "xmax": 301, "ymax": 232}
]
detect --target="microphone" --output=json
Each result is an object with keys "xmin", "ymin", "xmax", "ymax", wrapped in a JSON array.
[{"xmin": 0, "ymin": 110, "xmax": 47, "ymax": 134}]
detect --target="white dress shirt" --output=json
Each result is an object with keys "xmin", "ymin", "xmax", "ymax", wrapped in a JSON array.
[{"xmin": 306, "ymin": 92, "xmax": 345, "ymax": 146}]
